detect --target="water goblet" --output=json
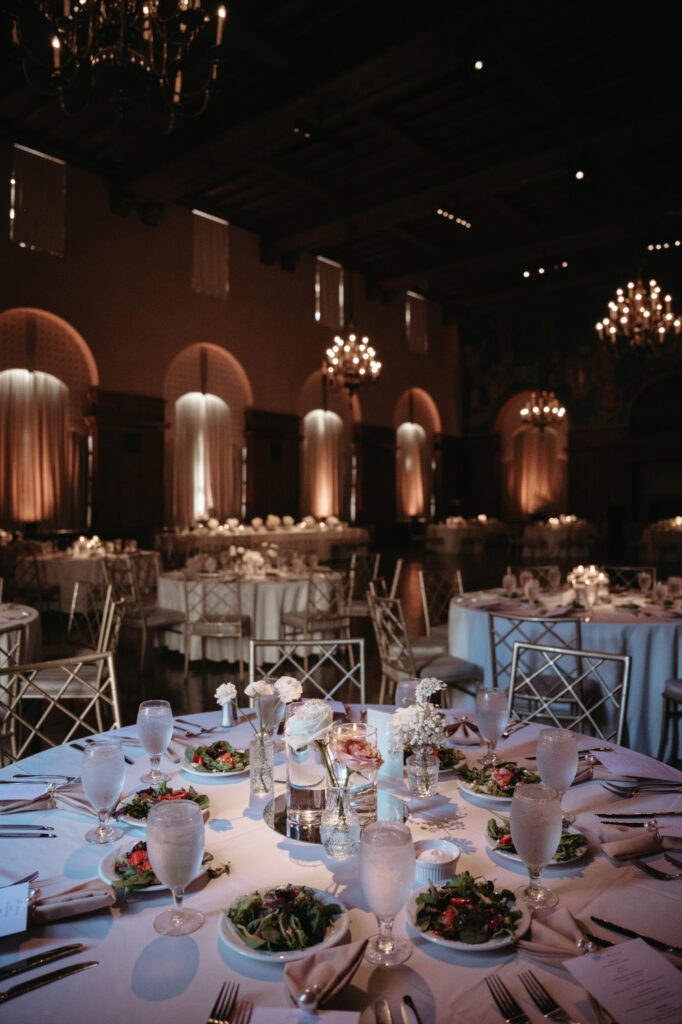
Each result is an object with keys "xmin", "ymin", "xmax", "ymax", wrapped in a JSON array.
[
  {"xmin": 583, "ymin": 581, "xmax": 598, "ymax": 621},
  {"xmin": 81, "ymin": 738, "xmax": 125, "ymax": 844},
  {"xmin": 668, "ymin": 576, "xmax": 682, "ymax": 601},
  {"xmin": 475, "ymin": 687, "xmax": 509, "ymax": 766},
  {"xmin": 535, "ymin": 727, "xmax": 578, "ymax": 824},
  {"xmin": 637, "ymin": 571, "xmax": 652, "ymax": 595},
  {"xmin": 359, "ymin": 819, "xmax": 415, "ymax": 965},
  {"xmin": 137, "ymin": 699, "xmax": 173, "ymax": 784},
  {"xmin": 510, "ymin": 783, "xmax": 562, "ymax": 909},
  {"xmin": 146, "ymin": 800, "xmax": 205, "ymax": 936},
  {"xmin": 547, "ymin": 565, "xmax": 562, "ymax": 592}
]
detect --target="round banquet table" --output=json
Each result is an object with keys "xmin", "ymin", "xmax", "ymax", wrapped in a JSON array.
[
  {"xmin": 0, "ymin": 602, "xmax": 41, "ymax": 663},
  {"xmin": 448, "ymin": 590, "xmax": 682, "ymax": 757},
  {"xmin": 37, "ymin": 552, "xmax": 161, "ymax": 613},
  {"xmin": 1, "ymin": 711, "xmax": 682, "ymax": 1024}
]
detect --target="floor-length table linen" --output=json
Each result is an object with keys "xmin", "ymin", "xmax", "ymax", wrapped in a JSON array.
[
  {"xmin": 37, "ymin": 552, "xmax": 161, "ymax": 613},
  {"xmin": 2, "ymin": 712, "xmax": 682, "ymax": 1023},
  {"xmin": 448, "ymin": 591, "xmax": 682, "ymax": 756},
  {"xmin": 0, "ymin": 602, "xmax": 41, "ymax": 662}
]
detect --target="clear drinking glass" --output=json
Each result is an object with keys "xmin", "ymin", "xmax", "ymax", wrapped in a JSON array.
[
  {"xmin": 137, "ymin": 699, "xmax": 173, "ymax": 784},
  {"xmin": 510, "ymin": 783, "xmax": 562, "ymax": 909},
  {"xmin": 475, "ymin": 687, "xmax": 509, "ymax": 766},
  {"xmin": 81, "ymin": 739, "xmax": 125, "ymax": 844},
  {"xmin": 536, "ymin": 727, "xmax": 578, "ymax": 824},
  {"xmin": 583, "ymin": 581, "xmax": 598, "ymax": 621},
  {"xmin": 146, "ymin": 799, "xmax": 205, "ymax": 936},
  {"xmin": 359, "ymin": 820, "xmax": 415, "ymax": 965},
  {"xmin": 637, "ymin": 571, "xmax": 652, "ymax": 595},
  {"xmin": 548, "ymin": 566, "xmax": 562, "ymax": 592}
]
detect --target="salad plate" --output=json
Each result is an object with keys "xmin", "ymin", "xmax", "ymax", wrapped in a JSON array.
[
  {"xmin": 456, "ymin": 761, "xmax": 540, "ymax": 805},
  {"xmin": 485, "ymin": 816, "xmax": 589, "ymax": 866},
  {"xmin": 181, "ymin": 739, "xmax": 249, "ymax": 778},
  {"xmin": 98, "ymin": 840, "xmax": 217, "ymax": 892},
  {"xmin": 117, "ymin": 781, "xmax": 209, "ymax": 828},
  {"xmin": 407, "ymin": 873, "xmax": 531, "ymax": 952},
  {"xmin": 219, "ymin": 885, "xmax": 349, "ymax": 962}
]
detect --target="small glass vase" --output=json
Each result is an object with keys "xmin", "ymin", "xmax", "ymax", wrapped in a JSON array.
[
  {"xmin": 406, "ymin": 750, "xmax": 439, "ymax": 797},
  {"xmin": 320, "ymin": 785, "xmax": 361, "ymax": 859},
  {"xmin": 249, "ymin": 734, "xmax": 274, "ymax": 796}
]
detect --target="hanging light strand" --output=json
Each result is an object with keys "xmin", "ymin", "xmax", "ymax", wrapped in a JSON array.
[{"xmin": 596, "ymin": 277, "xmax": 681, "ymax": 349}]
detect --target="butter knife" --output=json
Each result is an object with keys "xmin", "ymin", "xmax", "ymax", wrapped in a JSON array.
[
  {"xmin": 375, "ymin": 998, "xmax": 394, "ymax": 1024},
  {"xmin": 597, "ymin": 811, "xmax": 682, "ymax": 818},
  {"xmin": 0, "ymin": 832, "xmax": 57, "ymax": 838},
  {"xmin": 401, "ymin": 995, "xmax": 423, "ymax": 1024},
  {"xmin": 0, "ymin": 943, "xmax": 85, "ymax": 983},
  {"xmin": 590, "ymin": 917, "xmax": 682, "ymax": 955},
  {"xmin": 0, "ymin": 960, "xmax": 98, "ymax": 1002}
]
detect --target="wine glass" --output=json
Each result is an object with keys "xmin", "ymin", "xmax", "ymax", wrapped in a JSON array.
[
  {"xmin": 475, "ymin": 687, "xmax": 509, "ymax": 766},
  {"xmin": 583, "ymin": 581, "xmax": 598, "ymax": 621},
  {"xmin": 146, "ymin": 799, "xmax": 205, "ymax": 936},
  {"xmin": 510, "ymin": 783, "xmax": 562, "ymax": 909},
  {"xmin": 637, "ymin": 571, "xmax": 652, "ymax": 595},
  {"xmin": 548, "ymin": 566, "xmax": 562, "ymax": 592},
  {"xmin": 80, "ymin": 739, "xmax": 125, "ymax": 844},
  {"xmin": 359, "ymin": 820, "xmax": 415, "ymax": 965},
  {"xmin": 535, "ymin": 727, "xmax": 578, "ymax": 824},
  {"xmin": 137, "ymin": 699, "xmax": 173, "ymax": 784}
]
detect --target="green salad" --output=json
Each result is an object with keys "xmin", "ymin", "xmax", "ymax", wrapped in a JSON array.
[
  {"xmin": 414, "ymin": 871, "xmax": 521, "ymax": 944},
  {"xmin": 486, "ymin": 815, "xmax": 588, "ymax": 862},
  {"xmin": 185, "ymin": 739, "xmax": 249, "ymax": 773},
  {"xmin": 436, "ymin": 746, "xmax": 465, "ymax": 769},
  {"xmin": 456, "ymin": 760, "xmax": 540, "ymax": 797},
  {"xmin": 121, "ymin": 780, "xmax": 209, "ymax": 820},
  {"xmin": 225, "ymin": 884, "xmax": 342, "ymax": 952},
  {"xmin": 112, "ymin": 840, "xmax": 224, "ymax": 890}
]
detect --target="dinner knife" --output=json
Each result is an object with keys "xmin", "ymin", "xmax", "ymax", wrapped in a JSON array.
[
  {"xmin": 590, "ymin": 917, "xmax": 682, "ymax": 955},
  {"xmin": 375, "ymin": 998, "xmax": 394, "ymax": 1024},
  {"xmin": 0, "ymin": 944, "xmax": 85, "ymax": 983},
  {"xmin": 597, "ymin": 811, "xmax": 682, "ymax": 818},
  {"xmin": 401, "ymin": 995, "xmax": 423, "ymax": 1024},
  {"xmin": 0, "ymin": 832, "xmax": 57, "ymax": 838},
  {"xmin": 0, "ymin": 960, "xmax": 98, "ymax": 1002}
]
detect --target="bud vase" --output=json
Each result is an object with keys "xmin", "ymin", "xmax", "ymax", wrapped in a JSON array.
[
  {"xmin": 221, "ymin": 702, "xmax": 236, "ymax": 728},
  {"xmin": 406, "ymin": 750, "xmax": 439, "ymax": 797},
  {"xmin": 249, "ymin": 734, "xmax": 274, "ymax": 796},
  {"xmin": 320, "ymin": 785, "xmax": 361, "ymax": 859}
]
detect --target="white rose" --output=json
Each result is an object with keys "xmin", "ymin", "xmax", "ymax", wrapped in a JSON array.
[
  {"xmin": 274, "ymin": 676, "xmax": 303, "ymax": 703},
  {"xmin": 227, "ymin": 517, "xmax": 240, "ymax": 529},
  {"xmin": 207, "ymin": 517, "xmax": 220, "ymax": 530},
  {"xmin": 282, "ymin": 515, "xmax": 294, "ymax": 528},
  {"xmin": 215, "ymin": 682, "xmax": 237, "ymax": 704},
  {"xmin": 251, "ymin": 517, "xmax": 263, "ymax": 529},
  {"xmin": 245, "ymin": 680, "xmax": 275, "ymax": 698},
  {"xmin": 284, "ymin": 699, "xmax": 333, "ymax": 751}
]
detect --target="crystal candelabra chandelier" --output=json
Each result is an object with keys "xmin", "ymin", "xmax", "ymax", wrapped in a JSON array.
[
  {"xmin": 323, "ymin": 326, "xmax": 382, "ymax": 395},
  {"xmin": 520, "ymin": 391, "xmax": 566, "ymax": 429},
  {"xmin": 9, "ymin": 1, "xmax": 227, "ymax": 128},
  {"xmin": 595, "ymin": 277, "xmax": 681, "ymax": 349}
]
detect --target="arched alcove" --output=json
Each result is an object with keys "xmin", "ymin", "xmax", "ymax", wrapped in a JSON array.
[
  {"xmin": 496, "ymin": 392, "xmax": 569, "ymax": 519},
  {"xmin": 298, "ymin": 370, "xmax": 357, "ymax": 518},
  {"xmin": 164, "ymin": 343, "xmax": 253, "ymax": 523},
  {"xmin": 393, "ymin": 387, "xmax": 441, "ymax": 519}
]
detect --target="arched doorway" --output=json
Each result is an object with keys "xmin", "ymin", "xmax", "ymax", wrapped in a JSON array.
[
  {"xmin": 394, "ymin": 388, "xmax": 441, "ymax": 519},
  {"xmin": 298, "ymin": 371, "xmax": 359, "ymax": 519},
  {"xmin": 497, "ymin": 392, "xmax": 569, "ymax": 520}
]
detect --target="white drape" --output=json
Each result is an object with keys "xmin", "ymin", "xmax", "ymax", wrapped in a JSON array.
[
  {"xmin": 396, "ymin": 421, "xmax": 429, "ymax": 517},
  {"xmin": 0, "ymin": 368, "xmax": 70, "ymax": 525},
  {"xmin": 512, "ymin": 426, "xmax": 566, "ymax": 515},
  {"xmin": 315, "ymin": 258, "xmax": 343, "ymax": 329},
  {"xmin": 174, "ymin": 392, "xmax": 234, "ymax": 523},
  {"xmin": 303, "ymin": 410, "xmax": 343, "ymax": 518}
]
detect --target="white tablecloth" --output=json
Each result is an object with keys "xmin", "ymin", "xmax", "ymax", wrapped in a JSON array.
[
  {"xmin": 0, "ymin": 603, "xmax": 41, "ymax": 663},
  {"xmin": 522, "ymin": 523, "xmax": 596, "ymax": 560},
  {"xmin": 38, "ymin": 552, "xmax": 161, "ymax": 613},
  {"xmin": 1, "ymin": 713, "xmax": 681, "ymax": 1024},
  {"xmin": 448, "ymin": 590, "xmax": 682, "ymax": 756}
]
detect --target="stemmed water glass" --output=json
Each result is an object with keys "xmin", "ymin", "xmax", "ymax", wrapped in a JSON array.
[
  {"xmin": 359, "ymin": 819, "xmax": 415, "ymax": 965},
  {"xmin": 475, "ymin": 687, "xmax": 509, "ymax": 766},
  {"xmin": 137, "ymin": 699, "xmax": 173, "ymax": 784},
  {"xmin": 547, "ymin": 565, "xmax": 562, "ymax": 592},
  {"xmin": 510, "ymin": 783, "xmax": 562, "ymax": 909},
  {"xmin": 535, "ymin": 727, "xmax": 578, "ymax": 824},
  {"xmin": 583, "ymin": 581, "xmax": 598, "ymax": 621},
  {"xmin": 146, "ymin": 799, "xmax": 205, "ymax": 936},
  {"xmin": 80, "ymin": 738, "xmax": 125, "ymax": 844},
  {"xmin": 637, "ymin": 571, "xmax": 652, "ymax": 595}
]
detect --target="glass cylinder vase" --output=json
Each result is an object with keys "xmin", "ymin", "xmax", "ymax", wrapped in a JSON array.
[
  {"xmin": 320, "ymin": 785, "xmax": 361, "ymax": 859},
  {"xmin": 285, "ymin": 704, "xmax": 327, "ymax": 840},
  {"xmin": 330, "ymin": 721, "xmax": 379, "ymax": 826},
  {"xmin": 249, "ymin": 734, "xmax": 274, "ymax": 797},
  {"xmin": 406, "ymin": 750, "xmax": 439, "ymax": 797}
]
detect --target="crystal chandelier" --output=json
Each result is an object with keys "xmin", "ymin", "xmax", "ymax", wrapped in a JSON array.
[
  {"xmin": 520, "ymin": 391, "xmax": 566, "ymax": 429},
  {"xmin": 595, "ymin": 277, "xmax": 681, "ymax": 349},
  {"xmin": 323, "ymin": 325, "xmax": 382, "ymax": 395},
  {"xmin": 9, "ymin": 1, "xmax": 227, "ymax": 129}
]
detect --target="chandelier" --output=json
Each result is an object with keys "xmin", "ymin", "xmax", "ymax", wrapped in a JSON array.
[
  {"xmin": 595, "ymin": 277, "xmax": 681, "ymax": 349},
  {"xmin": 323, "ymin": 325, "xmax": 382, "ymax": 396},
  {"xmin": 520, "ymin": 391, "xmax": 566, "ymax": 429},
  {"xmin": 9, "ymin": 1, "xmax": 227, "ymax": 129}
]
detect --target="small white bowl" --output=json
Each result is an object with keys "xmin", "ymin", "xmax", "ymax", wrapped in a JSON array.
[{"xmin": 413, "ymin": 839, "xmax": 461, "ymax": 884}]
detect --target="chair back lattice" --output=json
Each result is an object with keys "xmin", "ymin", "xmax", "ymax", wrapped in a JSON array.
[
  {"xmin": 67, "ymin": 582, "xmax": 113, "ymax": 651},
  {"xmin": 183, "ymin": 575, "xmax": 244, "ymax": 636},
  {"xmin": 304, "ymin": 571, "xmax": 351, "ymax": 629},
  {"xmin": 419, "ymin": 568, "xmax": 463, "ymax": 634},
  {"xmin": 599, "ymin": 566, "xmax": 657, "ymax": 591},
  {"xmin": 489, "ymin": 612, "xmax": 582, "ymax": 691},
  {"xmin": 248, "ymin": 637, "xmax": 365, "ymax": 703},
  {"xmin": 129, "ymin": 552, "xmax": 161, "ymax": 598},
  {"xmin": 509, "ymin": 641, "xmax": 631, "ymax": 744},
  {"xmin": 0, "ymin": 623, "xmax": 23, "ymax": 667},
  {"xmin": 367, "ymin": 559, "xmax": 404, "ymax": 601},
  {"xmin": 103, "ymin": 555, "xmax": 138, "ymax": 607},
  {"xmin": 0, "ymin": 650, "xmax": 122, "ymax": 763},
  {"xmin": 367, "ymin": 592, "xmax": 417, "ymax": 679},
  {"xmin": 349, "ymin": 553, "xmax": 381, "ymax": 601}
]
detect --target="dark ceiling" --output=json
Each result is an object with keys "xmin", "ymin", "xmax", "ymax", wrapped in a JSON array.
[{"xmin": 2, "ymin": 0, "xmax": 682, "ymax": 313}]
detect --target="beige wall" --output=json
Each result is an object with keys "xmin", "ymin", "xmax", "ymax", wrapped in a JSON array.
[{"xmin": 0, "ymin": 140, "xmax": 462, "ymax": 435}]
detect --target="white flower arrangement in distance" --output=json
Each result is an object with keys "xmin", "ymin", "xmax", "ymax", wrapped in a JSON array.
[{"xmin": 390, "ymin": 678, "xmax": 447, "ymax": 752}]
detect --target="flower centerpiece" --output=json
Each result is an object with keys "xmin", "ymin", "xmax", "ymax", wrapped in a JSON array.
[
  {"xmin": 215, "ymin": 682, "xmax": 237, "ymax": 728},
  {"xmin": 283, "ymin": 699, "xmax": 334, "ymax": 837},
  {"xmin": 243, "ymin": 677, "xmax": 303, "ymax": 795},
  {"xmin": 390, "ymin": 678, "xmax": 447, "ymax": 797}
]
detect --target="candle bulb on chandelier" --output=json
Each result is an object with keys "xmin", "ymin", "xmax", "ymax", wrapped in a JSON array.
[
  {"xmin": 52, "ymin": 36, "xmax": 61, "ymax": 69},
  {"xmin": 216, "ymin": 6, "xmax": 226, "ymax": 46}
]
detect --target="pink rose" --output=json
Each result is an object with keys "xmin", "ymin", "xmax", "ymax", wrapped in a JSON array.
[{"xmin": 331, "ymin": 737, "xmax": 383, "ymax": 773}]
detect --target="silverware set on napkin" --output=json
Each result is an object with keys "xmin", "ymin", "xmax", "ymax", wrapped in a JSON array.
[{"xmin": 0, "ymin": 943, "xmax": 98, "ymax": 1004}]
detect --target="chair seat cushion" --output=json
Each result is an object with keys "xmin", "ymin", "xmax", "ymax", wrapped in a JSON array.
[
  {"xmin": 430, "ymin": 623, "xmax": 449, "ymax": 642},
  {"xmin": 409, "ymin": 634, "xmax": 447, "ymax": 659},
  {"xmin": 189, "ymin": 616, "xmax": 251, "ymax": 636},
  {"xmin": 415, "ymin": 651, "xmax": 483, "ymax": 683},
  {"xmin": 664, "ymin": 678, "xmax": 682, "ymax": 702},
  {"xmin": 282, "ymin": 612, "xmax": 349, "ymax": 631},
  {"xmin": 125, "ymin": 606, "xmax": 186, "ymax": 629}
]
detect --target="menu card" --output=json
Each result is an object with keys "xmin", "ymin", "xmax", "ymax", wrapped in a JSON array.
[
  {"xmin": 0, "ymin": 882, "xmax": 29, "ymax": 938},
  {"xmin": 565, "ymin": 938, "xmax": 682, "ymax": 1024},
  {"xmin": 596, "ymin": 749, "xmax": 682, "ymax": 784}
]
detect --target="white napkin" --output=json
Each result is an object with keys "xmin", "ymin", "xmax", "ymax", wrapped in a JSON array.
[
  {"xmin": 284, "ymin": 938, "xmax": 368, "ymax": 1008},
  {"xmin": 31, "ymin": 879, "xmax": 116, "ymax": 924}
]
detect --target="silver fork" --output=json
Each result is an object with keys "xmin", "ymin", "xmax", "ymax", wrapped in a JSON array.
[
  {"xmin": 485, "ymin": 975, "xmax": 529, "ymax": 1024},
  {"xmin": 519, "ymin": 970, "xmax": 582, "ymax": 1024},
  {"xmin": 630, "ymin": 857, "xmax": 682, "ymax": 881},
  {"xmin": 176, "ymin": 719, "xmax": 221, "ymax": 735},
  {"xmin": 231, "ymin": 1001, "xmax": 254, "ymax": 1024},
  {"xmin": 601, "ymin": 781, "xmax": 682, "ymax": 797},
  {"xmin": 207, "ymin": 981, "xmax": 239, "ymax": 1024}
]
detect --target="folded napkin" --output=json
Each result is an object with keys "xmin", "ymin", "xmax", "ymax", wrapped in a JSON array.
[
  {"xmin": 517, "ymin": 905, "xmax": 585, "ymax": 966},
  {"xmin": 284, "ymin": 938, "xmax": 368, "ymax": 1009},
  {"xmin": 598, "ymin": 822, "xmax": 682, "ymax": 859},
  {"xmin": 31, "ymin": 879, "xmax": 116, "ymax": 925},
  {"xmin": 0, "ymin": 788, "xmax": 96, "ymax": 817},
  {"xmin": 444, "ymin": 717, "xmax": 480, "ymax": 745}
]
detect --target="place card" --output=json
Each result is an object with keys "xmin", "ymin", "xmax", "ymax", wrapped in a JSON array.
[
  {"xmin": 0, "ymin": 783, "xmax": 47, "ymax": 801},
  {"xmin": 0, "ymin": 882, "xmax": 29, "ymax": 938},
  {"xmin": 596, "ymin": 749, "xmax": 682, "ymax": 783},
  {"xmin": 564, "ymin": 938, "xmax": 682, "ymax": 1024}
]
